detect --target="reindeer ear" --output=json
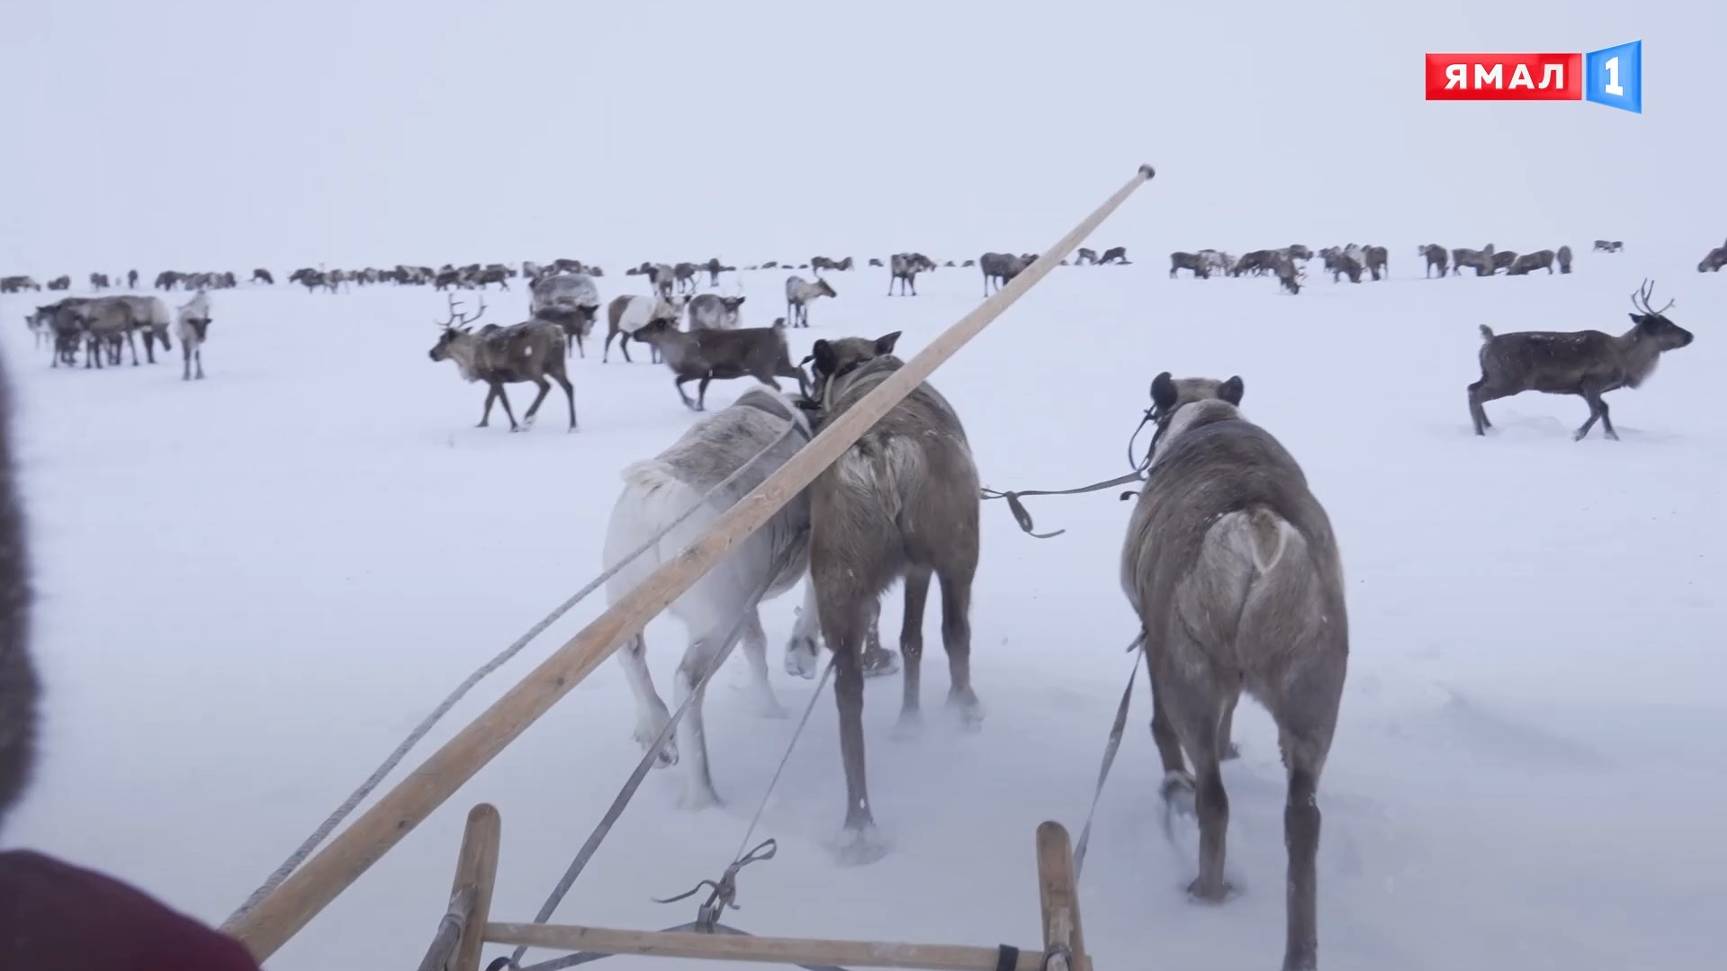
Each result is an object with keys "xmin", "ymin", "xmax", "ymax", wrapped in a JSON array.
[
  {"xmin": 735, "ymin": 296, "xmax": 746, "ymax": 305},
  {"xmin": 1219, "ymin": 375, "xmax": 1244, "ymax": 405},
  {"xmin": 874, "ymin": 331, "xmax": 901, "ymax": 355},
  {"xmin": 1150, "ymin": 371, "xmax": 1178, "ymax": 410},
  {"xmin": 812, "ymin": 340, "xmax": 837, "ymax": 374},
  {"xmin": 1629, "ymin": 313, "xmax": 1643, "ymax": 324}
]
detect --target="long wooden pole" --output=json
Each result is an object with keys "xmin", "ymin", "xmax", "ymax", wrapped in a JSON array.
[
  {"xmin": 225, "ymin": 164, "xmax": 1155, "ymax": 961},
  {"xmin": 484, "ymin": 923, "xmax": 1045, "ymax": 971}
]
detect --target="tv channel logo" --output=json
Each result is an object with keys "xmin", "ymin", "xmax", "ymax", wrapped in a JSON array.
[{"xmin": 1425, "ymin": 40, "xmax": 1641, "ymax": 113}]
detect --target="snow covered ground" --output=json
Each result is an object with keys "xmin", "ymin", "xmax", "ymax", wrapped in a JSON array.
[{"xmin": 4, "ymin": 247, "xmax": 1723, "ymax": 970}]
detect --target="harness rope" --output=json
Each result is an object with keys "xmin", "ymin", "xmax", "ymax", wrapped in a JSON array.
[
  {"xmin": 504, "ymin": 573, "xmax": 775, "ymax": 971},
  {"xmin": 980, "ymin": 402, "xmax": 1163, "ymax": 538},
  {"xmin": 226, "ymin": 407, "xmax": 807, "ymax": 927},
  {"xmin": 1072, "ymin": 637, "xmax": 1144, "ymax": 880},
  {"xmin": 511, "ymin": 657, "xmax": 839, "ymax": 971}
]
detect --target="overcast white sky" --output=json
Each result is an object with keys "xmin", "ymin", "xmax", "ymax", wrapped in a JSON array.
[{"xmin": 2, "ymin": 0, "xmax": 1719, "ymax": 274}]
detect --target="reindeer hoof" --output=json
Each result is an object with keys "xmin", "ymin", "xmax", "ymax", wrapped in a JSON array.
[
  {"xmin": 677, "ymin": 785, "xmax": 722, "ymax": 812},
  {"xmin": 1160, "ymin": 771, "xmax": 1196, "ymax": 815},
  {"xmin": 1185, "ymin": 876, "xmax": 1234, "ymax": 903},
  {"xmin": 833, "ymin": 823, "xmax": 890, "ymax": 866},
  {"xmin": 860, "ymin": 647, "xmax": 900, "ymax": 678},
  {"xmin": 946, "ymin": 692, "xmax": 985, "ymax": 732},
  {"xmin": 784, "ymin": 638, "xmax": 820, "ymax": 679}
]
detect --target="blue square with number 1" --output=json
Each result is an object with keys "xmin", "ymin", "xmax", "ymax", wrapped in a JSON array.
[{"xmin": 1585, "ymin": 41, "xmax": 1642, "ymax": 113}]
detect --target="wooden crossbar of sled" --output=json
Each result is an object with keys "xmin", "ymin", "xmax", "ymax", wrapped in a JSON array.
[{"xmin": 419, "ymin": 806, "xmax": 1092, "ymax": 971}]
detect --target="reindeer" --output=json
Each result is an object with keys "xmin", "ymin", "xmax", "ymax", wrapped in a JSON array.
[
  {"xmin": 1320, "ymin": 248, "xmax": 1361, "ymax": 284},
  {"xmin": 530, "ymin": 273, "xmax": 602, "ymax": 358},
  {"xmin": 473, "ymin": 265, "xmax": 511, "ymax": 290},
  {"xmin": 803, "ymin": 332, "xmax": 980, "ymax": 861},
  {"xmin": 1592, "ymin": 240, "xmax": 1623, "ymax": 253},
  {"xmin": 634, "ymin": 318, "xmax": 807, "ymax": 412},
  {"xmin": 703, "ymin": 257, "xmax": 733, "ymax": 286},
  {"xmin": 427, "ymin": 294, "xmax": 576, "ymax": 431},
  {"xmin": 1361, "ymin": 245, "xmax": 1387, "ymax": 280},
  {"xmin": 1196, "ymin": 250, "xmax": 1232, "ymax": 276},
  {"xmin": 1557, "ymin": 245, "xmax": 1573, "ymax": 274},
  {"xmin": 888, "ymin": 253, "xmax": 934, "ymax": 295},
  {"xmin": 1696, "ymin": 243, "xmax": 1727, "ymax": 273},
  {"xmin": 1419, "ymin": 244, "xmax": 1449, "ymax": 278},
  {"xmin": 45, "ymin": 276, "xmax": 70, "ymax": 292},
  {"xmin": 1169, "ymin": 252, "xmax": 1210, "ymax": 279},
  {"xmin": 605, "ymin": 294, "xmax": 688, "ymax": 363},
  {"xmin": 784, "ymin": 275, "xmax": 835, "ymax": 327},
  {"xmin": 112, "ymin": 295, "xmax": 172, "ymax": 363},
  {"xmin": 76, "ymin": 298, "xmax": 135, "ymax": 367},
  {"xmin": 45, "ymin": 301, "xmax": 87, "ymax": 367},
  {"xmin": 603, "ymin": 389, "xmax": 816, "ymax": 804},
  {"xmin": 1097, "ymin": 246, "xmax": 1129, "ymax": 264},
  {"xmin": 290, "ymin": 268, "xmax": 332, "ymax": 293},
  {"xmin": 979, "ymin": 252, "xmax": 1032, "ymax": 295},
  {"xmin": 1490, "ymin": 251, "xmax": 1518, "ymax": 275},
  {"xmin": 1275, "ymin": 255, "xmax": 1303, "ymax": 295},
  {"xmin": 24, "ymin": 304, "xmax": 62, "ymax": 351},
  {"xmin": 673, "ymin": 262, "xmax": 700, "ymax": 293},
  {"xmin": 89, "ymin": 273, "xmax": 110, "ymax": 291},
  {"xmin": 686, "ymin": 293, "xmax": 746, "ymax": 331},
  {"xmin": 1123, "ymin": 371, "xmax": 1346, "ymax": 971},
  {"xmin": 1074, "ymin": 247, "xmax": 1098, "ymax": 265},
  {"xmin": 1230, "ymin": 251, "xmax": 1275, "ymax": 277},
  {"xmin": 1506, "ymin": 250, "xmax": 1555, "ymax": 276},
  {"xmin": 176, "ymin": 291, "xmax": 211, "ymax": 380},
  {"xmin": 251, "ymin": 268, "xmax": 274, "ymax": 285},
  {"xmin": 1468, "ymin": 280, "xmax": 1693, "ymax": 440},
  {"xmin": 1450, "ymin": 244, "xmax": 1496, "ymax": 277}
]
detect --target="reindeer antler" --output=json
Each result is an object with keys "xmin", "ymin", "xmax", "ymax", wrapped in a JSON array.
[
  {"xmin": 1631, "ymin": 279, "xmax": 1675, "ymax": 316},
  {"xmin": 436, "ymin": 292, "xmax": 489, "ymax": 329}
]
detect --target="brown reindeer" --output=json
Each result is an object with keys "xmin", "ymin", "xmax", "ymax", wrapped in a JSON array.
[
  {"xmin": 803, "ymin": 332, "xmax": 981, "ymax": 862},
  {"xmin": 427, "ymin": 295, "xmax": 576, "ymax": 431},
  {"xmin": 1468, "ymin": 280, "xmax": 1693, "ymax": 440}
]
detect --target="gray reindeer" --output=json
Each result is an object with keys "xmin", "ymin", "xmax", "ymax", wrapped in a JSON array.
[
  {"xmin": 978, "ymin": 252, "xmax": 1032, "ymax": 295},
  {"xmin": 1468, "ymin": 279, "xmax": 1693, "ymax": 440},
  {"xmin": 1419, "ymin": 244, "xmax": 1449, "ymax": 278},
  {"xmin": 1169, "ymin": 252, "xmax": 1210, "ymax": 279},
  {"xmin": 804, "ymin": 332, "xmax": 981, "ymax": 861},
  {"xmin": 784, "ymin": 275, "xmax": 835, "ymax": 327},
  {"xmin": 888, "ymin": 253, "xmax": 934, "ymax": 295},
  {"xmin": 1123, "ymin": 372, "xmax": 1347, "ymax": 971}
]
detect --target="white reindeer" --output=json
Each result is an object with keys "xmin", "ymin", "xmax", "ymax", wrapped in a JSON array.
[
  {"xmin": 176, "ymin": 291, "xmax": 212, "ymax": 380},
  {"xmin": 603, "ymin": 389, "xmax": 812, "ymax": 807}
]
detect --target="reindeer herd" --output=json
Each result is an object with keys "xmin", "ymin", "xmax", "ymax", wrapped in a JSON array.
[
  {"xmin": 21, "ymin": 292, "xmax": 209, "ymax": 380},
  {"xmin": 417, "ymin": 247, "xmax": 1127, "ymax": 429},
  {"xmin": 1, "ymin": 222, "xmax": 1710, "ymax": 971}
]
